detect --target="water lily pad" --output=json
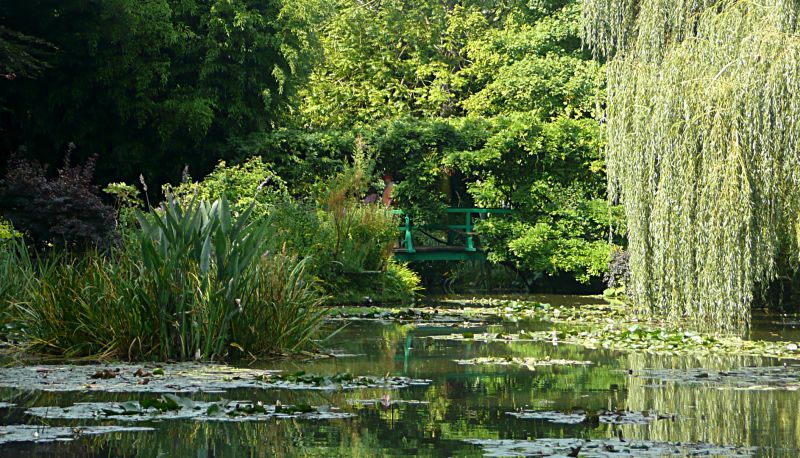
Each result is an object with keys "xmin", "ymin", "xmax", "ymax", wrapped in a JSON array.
[
  {"xmin": 328, "ymin": 306, "xmax": 492, "ymax": 324},
  {"xmin": 26, "ymin": 398, "xmax": 355, "ymax": 422},
  {"xmin": 0, "ymin": 425, "xmax": 153, "ymax": 445},
  {"xmin": 257, "ymin": 371, "xmax": 432, "ymax": 390},
  {"xmin": 0, "ymin": 364, "xmax": 430, "ymax": 393},
  {"xmin": 598, "ymin": 410, "xmax": 675, "ymax": 425},
  {"xmin": 505, "ymin": 410, "xmax": 587, "ymax": 424},
  {"xmin": 454, "ymin": 357, "xmax": 592, "ymax": 370},
  {"xmin": 464, "ymin": 438, "xmax": 754, "ymax": 457},
  {"xmin": 506, "ymin": 409, "xmax": 674, "ymax": 425},
  {"xmin": 428, "ymin": 331, "xmax": 546, "ymax": 342},
  {"xmin": 0, "ymin": 364, "xmax": 279, "ymax": 393},
  {"xmin": 635, "ymin": 366, "xmax": 800, "ymax": 390},
  {"xmin": 347, "ymin": 398, "xmax": 429, "ymax": 407}
]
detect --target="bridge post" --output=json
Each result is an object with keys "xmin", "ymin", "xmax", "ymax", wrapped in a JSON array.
[
  {"xmin": 465, "ymin": 211, "xmax": 476, "ymax": 251},
  {"xmin": 404, "ymin": 215, "xmax": 415, "ymax": 253}
]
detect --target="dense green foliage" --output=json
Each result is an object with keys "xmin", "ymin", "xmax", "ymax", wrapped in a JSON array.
[
  {"xmin": 167, "ymin": 157, "xmax": 289, "ymax": 219},
  {"xmin": 0, "ymin": 25, "xmax": 52, "ymax": 79},
  {"xmin": 0, "ymin": 0, "xmax": 323, "ymax": 185},
  {"xmin": 297, "ymin": 0, "xmax": 591, "ymax": 126},
  {"xmin": 583, "ymin": 0, "xmax": 800, "ymax": 329},
  {"xmin": 250, "ymin": 0, "xmax": 616, "ymax": 286},
  {"xmin": 0, "ymin": 152, "xmax": 419, "ymax": 360},
  {"xmin": 176, "ymin": 153, "xmax": 420, "ymax": 303},
  {"xmin": 0, "ymin": 0, "xmax": 621, "ymax": 364}
]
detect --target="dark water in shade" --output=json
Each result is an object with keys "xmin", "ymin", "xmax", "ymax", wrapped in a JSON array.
[{"xmin": 0, "ymin": 296, "xmax": 799, "ymax": 457}]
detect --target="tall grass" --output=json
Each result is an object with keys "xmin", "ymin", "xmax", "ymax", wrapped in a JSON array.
[
  {"xmin": 0, "ymin": 239, "xmax": 34, "ymax": 337},
  {"xmin": 15, "ymin": 250, "xmax": 135, "ymax": 358},
  {"xmin": 232, "ymin": 248, "xmax": 327, "ymax": 352},
  {"xmin": 12, "ymin": 197, "xmax": 328, "ymax": 361}
]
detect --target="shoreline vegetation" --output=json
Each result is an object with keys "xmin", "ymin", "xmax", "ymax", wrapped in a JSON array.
[
  {"xmin": 0, "ymin": 154, "xmax": 421, "ymax": 362},
  {"xmin": 1, "ymin": 0, "xmax": 798, "ymax": 368}
]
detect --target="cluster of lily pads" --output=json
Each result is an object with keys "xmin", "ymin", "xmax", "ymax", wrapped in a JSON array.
[
  {"xmin": 0, "ymin": 364, "xmax": 431, "ymax": 393},
  {"xmin": 635, "ymin": 365, "xmax": 800, "ymax": 391},
  {"xmin": 423, "ymin": 298, "xmax": 800, "ymax": 359},
  {"xmin": 327, "ymin": 306, "xmax": 489, "ymax": 325},
  {"xmin": 0, "ymin": 362, "xmax": 437, "ymax": 446},
  {"xmin": 464, "ymin": 438, "xmax": 753, "ymax": 457},
  {"xmin": 255, "ymin": 370, "xmax": 432, "ymax": 390},
  {"xmin": 506, "ymin": 409, "xmax": 675, "ymax": 425},
  {"xmin": 25, "ymin": 394, "xmax": 353, "ymax": 422},
  {"xmin": 0, "ymin": 425, "xmax": 154, "ymax": 446},
  {"xmin": 564, "ymin": 324, "xmax": 800, "ymax": 359},
  {"xmin": 454, "ymin": 356, "xmax": 592, "ymax": 370}
]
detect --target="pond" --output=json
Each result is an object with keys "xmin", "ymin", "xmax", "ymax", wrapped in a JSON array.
[{"xmin": 0, "ymin": 295, "xmax": 798, "ymax": 457}]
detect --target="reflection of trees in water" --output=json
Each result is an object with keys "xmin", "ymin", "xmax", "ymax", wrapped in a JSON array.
[
  {"xmin": 13, "ymin": 324, "xmax": 799, "ymax": 456},
  {"xmin": 622, "ymin": 353, "xmax": 800, "ymax": 454},
  {"xmin": 78, "ymin": 420, "xmax": 387, "ymax": 458}
]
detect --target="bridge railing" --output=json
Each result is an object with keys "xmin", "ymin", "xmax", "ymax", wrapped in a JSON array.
[{"xmin": 393, "ymin": 208, "xmax": 513, "ymax": 255}]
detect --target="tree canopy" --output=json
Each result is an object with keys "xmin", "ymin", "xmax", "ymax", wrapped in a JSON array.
[
  {"xmin": 285, "ymin": 0, "xmax": 616, "ymax": 286},
  {"xmin": 1, "ymin": 0, "xmax": 617, "ymax": 288},
  {"xmin": 0, "ymin": 0, "xmax": 324, "ymax": 185}
]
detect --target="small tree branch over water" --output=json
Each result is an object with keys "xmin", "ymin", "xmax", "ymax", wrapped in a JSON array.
[{"xmin": 582, "ymin": 0, "xmax": 800, "ymax": 331}]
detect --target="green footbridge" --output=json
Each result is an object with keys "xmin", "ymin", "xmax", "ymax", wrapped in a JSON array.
[{"xmin": 393, "ymin": 208, "xmax": 512, "ymax": 262}]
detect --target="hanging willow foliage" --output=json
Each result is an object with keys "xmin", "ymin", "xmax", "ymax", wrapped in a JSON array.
[{"xmin": 582, "ymin": 0, "xmax": 800, "ymax": 331}]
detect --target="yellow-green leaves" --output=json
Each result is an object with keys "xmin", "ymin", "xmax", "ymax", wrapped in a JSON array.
[{"xmin": 582, "ymin": 0, "xmax": 800, "ymax": 331}]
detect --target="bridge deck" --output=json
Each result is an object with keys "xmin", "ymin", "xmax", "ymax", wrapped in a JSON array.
[{"xmin": 393, "ymin": 246, "xmax": 488, "ymax": 262}]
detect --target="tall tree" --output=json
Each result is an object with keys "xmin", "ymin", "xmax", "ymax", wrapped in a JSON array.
[
  {"xmin": 283, "ymin": 0, "xmax": 615, "ymax": 286},
  {"xmin": 583, "ymin": 0, "xmax": 800, "ymax": 329},
  {"xmin": 0, "ymin": 0, "xmax": 323, "ymax": 185},
  {"xmin": 297, "ymin": 0, "xmax": 577, "ymax": 128}
]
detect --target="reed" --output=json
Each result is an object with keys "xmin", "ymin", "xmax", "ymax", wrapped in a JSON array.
[{"xmin": 12, "ymin": 197, "xmax": 328, "ymax": 360}]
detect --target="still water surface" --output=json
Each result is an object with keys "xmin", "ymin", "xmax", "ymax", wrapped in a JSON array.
[{"xmin": 1, "ymin": 295, "xmax": 798, "ymax": 457}]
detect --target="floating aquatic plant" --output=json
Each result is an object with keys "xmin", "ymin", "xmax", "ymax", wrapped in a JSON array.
[
  {"xmin": 465, "ymin": 438, "xmax": 753, "ymax": 457},
  {"xmin": 0, "ymin": 425, "xmax": 153, "ymax": 446},
  {"xmin": 454, "ymin": 357, "xmax": 593, "ymax": 370},
  {"xmin": 635, "ymin": 365, "xmax": 800, "ymax": 391},
  {"xmin": 26, "ymin": 396, "xmax": 354, "ymax": 422},
  {"xmin": 0, "ymin": 364, "xmax": 431, "ymax": 393},
  {"xmin": 506, "ymin": 409, "xmax": 673, "ymax": 425}
]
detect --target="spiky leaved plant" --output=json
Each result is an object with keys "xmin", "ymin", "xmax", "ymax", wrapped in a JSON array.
[{"xmin": 135, "ymin": 196, "xmax": 274, "ymax": 360}]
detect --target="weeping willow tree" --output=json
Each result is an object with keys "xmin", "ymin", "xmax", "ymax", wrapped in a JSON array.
[{"xmin": 582, "ymin": 0, "xmax": 800, "ymax": 331}]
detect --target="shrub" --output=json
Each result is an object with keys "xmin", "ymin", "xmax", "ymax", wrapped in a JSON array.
[
  {"xmin": 14, "ymin": 249, "xmax": 137, "ymax": 358},
  {"xmin": 315, "ymin": 150, "xmax": 396, "ymax": 274},
  {"xmin": 103, "ymin": 182, "xmax": 144, "ymax": 233},
  {"xmin": 157, "ymin": 153, "xmax": 420, "ymax": 305},
  {"xmin": 165, "ymin": 157, "xmax": 288, "ymax": 219},
  {"xmin": 232, "ymin": 249, "xmax": 327, "ymax": 352},
  {"xmin": 0, "ymin": 154, "xmax": 115, "ymax": 249},
  {"xmin": 382, "ymin": 261, "xmax": 423, "ymax": 301},
  {"xmin": 0, "ymin": 218, "xmax": 17, "ymax": 241}
]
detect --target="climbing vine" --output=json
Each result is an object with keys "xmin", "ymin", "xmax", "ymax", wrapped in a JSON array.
[{"xmin": 583, "ymin": 0, "xmax": 800, "ymax": 330}]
